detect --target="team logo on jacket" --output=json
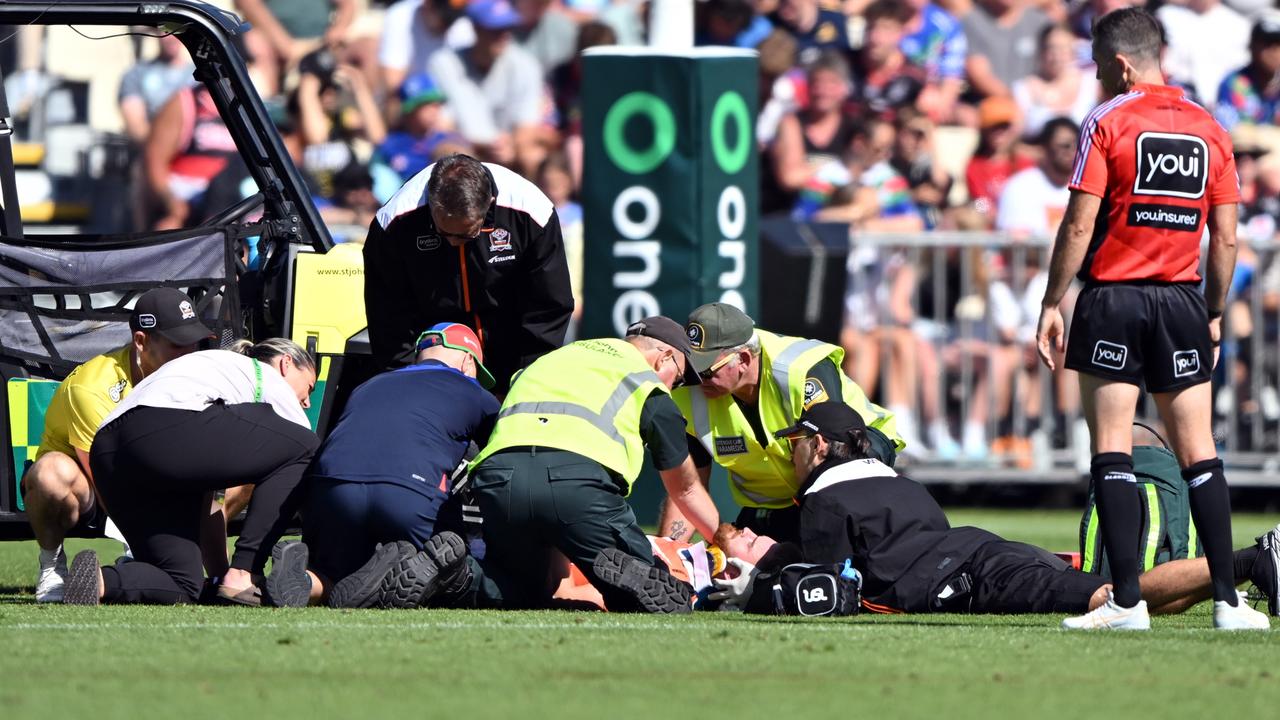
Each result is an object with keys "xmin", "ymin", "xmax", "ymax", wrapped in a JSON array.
[
  {"xmin": 416, "ymin": 235, "xmax": 441, "ymax": 251},
  {"xmin": 489, "ymin": 228, "xmax": 512, "ymax": 252},
  {"xmin": 1092, "ymin": 340, "xmax": 1128, "ymax": 370},
  {"xmin": 803, "ymin": 378, "xmax": 828, "ymax": 409},
  {"xmin": 1133, "ymin": 132, "xmax": 1208, "ymax": 200}
]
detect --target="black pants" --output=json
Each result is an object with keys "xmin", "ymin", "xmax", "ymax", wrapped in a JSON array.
[
  {"xmin": 90, "ymin": 403, "xmax": 318, "ymax": 604},
  {"xmin": 468, "ymin": 447, "xmax": 653, "ymax": 610},
  {"xmin": 957, "ymin": 541, "xmax": 1108, "ymax": 614}
]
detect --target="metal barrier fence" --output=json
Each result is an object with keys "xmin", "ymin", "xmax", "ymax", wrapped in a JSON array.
[{"xmin": 846, "ymin": 232, "xmax": 1280, "ymax": 488}]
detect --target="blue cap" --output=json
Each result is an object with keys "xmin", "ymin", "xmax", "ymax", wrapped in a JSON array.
[
  {"xmin": 400, "ymin": 73, "xmax": 446, "ymax": 113},
  {"xmin": 466, "ymin": 0, "xmax": 522, "ymax": 30}
]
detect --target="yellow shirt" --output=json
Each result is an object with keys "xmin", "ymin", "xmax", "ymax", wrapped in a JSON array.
[{"xmin": 36, "ymin": 346, "xmax": 133, "ymax": 461}]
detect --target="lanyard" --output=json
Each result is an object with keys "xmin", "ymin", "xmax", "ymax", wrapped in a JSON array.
[{"xmin": 253, "ymin": 359, "xmax": 264, "ymax": 402}]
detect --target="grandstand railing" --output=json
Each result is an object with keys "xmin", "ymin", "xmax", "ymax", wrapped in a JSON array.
[{"xmin": 846, "ymin": 231, "xmax": 1280, "ymax": 488}]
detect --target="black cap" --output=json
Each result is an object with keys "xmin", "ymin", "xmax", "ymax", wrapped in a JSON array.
[
  {"xmin": 1254, "ymin": 12, "xmax": 1280, "ymax": 45},
  {"xmin": 625, "ymin": 316, "xmax": 702, "ymax": 387},
  {"xmin": 129, "ymin": 288, "xmax": 216, "ymax": 346},
  {"xmin": 686, "ymin": 303, "xmax": 755, "ymax": 373},
  {"xmin": 774, "ymin": 401, "xmax": 866, "ymax": 441}
]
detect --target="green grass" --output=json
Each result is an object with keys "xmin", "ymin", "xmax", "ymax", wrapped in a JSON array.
[{"xmin": 1, "ymin": 509, "xmax": 1278, "ymax": 719}]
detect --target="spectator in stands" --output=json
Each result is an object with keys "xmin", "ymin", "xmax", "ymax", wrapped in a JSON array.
[
  {"xmin": 294, "ymin": 48, "xmax": 386, "ymax": 204},
  {"xmin": 514, "ymin": 0, "xmax": 581, "ymax": 76},
  {"xmin": 963, "ymin": 0, "xmax": 1052, "ymax": 100},
  {"xmin": 428, "ymin": 0, "xmax": 550, "ymax": 174},
  {"xmin": 24, "ymin": 288, "xmax": 212, "ymax": 602},
  {"xmin": 379, "ymin": 0, "xmax": 475, "ymax": 96},
  {"xmin": 373, "ymin": 73, "xmax": 450, "ymax": 188},
  {"xmin": 775, "ymin": 0, "xmax": 855, "ymax": 65},
  {"xmin": 1012, "ymin": 24, "xmax": 1099, "ymax": 138},
  {"xmin": 889, "ymin": 110, "xmax": 952, "ymax": 229},
  {"xmin": 549, "ymin": 20, "xmax": 618, "ymax": 189},
  {"xmin": 995, "ymin": 116, "xmax": 1077, "ymax": 239},
  {"xmin": 697, "ymin": 0, "xmax": 774, "ymax": 48},
  {"xmin": 118, "ymin": 33, "xmax": 195, "ymax": 145},
  {"xmin": 849, "ymin": 0, "xmax": 927, "ymax": 122},
  {"xmin": 755, "ymin": 28, "xmax": 801, "ymax": 150},
  {"xmin": 235, "ymin": 0, "xmax": 357, "ymax": 97},
  {"xmin": 536, "ymin": 152, "xmax": 585, "ymax": 329},
  {"xmin": 964, "ymin": 95, "xmax": 1034, "ymax": 225},
  {"xmin": 900, "ymin": 0, "xmax": 967, "ymax": 122},
  {"xmin": 144, "ymin": 84, "xmax": 239, "ymax": 230},
  {"xmin": 770, "ymin": 51, "xmax": 859, "ymax": 218},
  {"xmin": 1158, "ymin": 0, "xmax": 1251, "ymax": 106},
  {"xmin": 1215, "ymin": 12, "xmax": 1280, "ymax": 130},
  {"xmin": 822, "ymin": 118, "xmax": 925, "ymax": 233}
]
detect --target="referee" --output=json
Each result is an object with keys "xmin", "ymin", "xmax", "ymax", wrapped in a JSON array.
[{"xmin": 1036, "ymin": 8, "xmax": 1269, "ymax": 630}]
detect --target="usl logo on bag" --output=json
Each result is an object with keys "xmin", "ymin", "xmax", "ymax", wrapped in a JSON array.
[
  {"xmin": 1092, "ymin": 341, "xmax": 1128, "ymax": 370},
  {"xmin": 795, "ymin": 575, "xmax": 838, "ymax": 616},
  {"xmin": 1173, "ymin": 349, "xmax": 1200, "ymax": 378},
  {"xmin": 1133, "ymin": 132, "xmax": 1208, "ymax": 199}
]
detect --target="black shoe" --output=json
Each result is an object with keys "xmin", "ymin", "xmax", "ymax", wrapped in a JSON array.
[
  {"xmin": 264, "ymin": 540, "xmax": 312, "ymax": 608},
  {"xmin": 1253, "ymin": 523, "xmax": 1280, "ymax": 616},
  {"xmin": 591, "ymin": 548, "xmax": 692, "ymax": 614},
  {"xmin": 328, "ymin": 542, "xmax": 411, "ymax": 609},
  {"xmin": 378, "ymin": 544, "xmax": 447, "ymax": 609},
  {"xmin": 64, "ymin": 550, "xmax": 101, "ymax": 606},
  {"xmin": 422, "ymin": 531, "xmax": 471, "ymax": 605}
]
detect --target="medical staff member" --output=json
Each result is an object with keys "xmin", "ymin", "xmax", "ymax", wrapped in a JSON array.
[{"xmin": 659, "ymin": 303, "xmax": 904, "ymax": 543}]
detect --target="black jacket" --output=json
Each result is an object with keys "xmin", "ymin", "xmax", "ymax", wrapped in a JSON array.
[
  {"xmin": 797, "ymin": 457, "xmax": 1000, "ymax": 613},
  {"xmin": 364, "ymin": 162, "xmax": 574, "ymax": 393}
]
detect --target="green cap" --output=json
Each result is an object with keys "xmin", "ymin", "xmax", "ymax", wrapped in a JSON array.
[{"xmin": 685, "ymin": 303, "xmax": 755, "ymax": 373}]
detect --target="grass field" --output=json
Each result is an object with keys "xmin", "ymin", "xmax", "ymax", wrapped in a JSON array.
[{"xmin": 2, "ymin": 509, "xmax": 1278, "ymax": 719}]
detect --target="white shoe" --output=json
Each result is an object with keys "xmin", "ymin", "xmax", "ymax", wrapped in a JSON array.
[
  {"xmin": 1214, "ymin": 600, "xmax": 1270, "ymax": 630},
  {"xmin": 1062, "ymin": 593, "xmax": 1150, "ymax": 630},
  {"xmin": 35, "ymin": 548, "xmax": 68, "ymax": 603}
]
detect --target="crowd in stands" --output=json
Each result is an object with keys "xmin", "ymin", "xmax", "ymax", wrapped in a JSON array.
[{"xmin": 24, "ymin": 0, "xmax": 1280, "ymax": 465}]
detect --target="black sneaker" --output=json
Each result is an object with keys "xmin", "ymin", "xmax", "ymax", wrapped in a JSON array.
[
  {"xmin": 1252, "ymin": 523, "xmax": 1280, "ymax": 616},
  {"xmin": 591, "ymin": 548, "xmax": 692, "ymax": 614},
  {"xmin": 378, "ymin": 545, "xmax": 447, "ymax": 609},
  {"xmin": 328, "ymin": 542, "xmax": 412, "ymax": 609},
  {"xmin": 63, "ymin": 550, "xmax": 101, "ymax": 606},
  {"xmin": 421, "ymin": 531, "xmax": 471, "ymax": 605},
  {"xmin": 264, "ymin": 540, "xmax": 312, "ymax": 608}
]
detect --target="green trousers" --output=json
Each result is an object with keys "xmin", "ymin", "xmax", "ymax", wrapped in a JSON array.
[{"xmin": 468, "ymin": 447, "xmax": 653, "ymax": 609}]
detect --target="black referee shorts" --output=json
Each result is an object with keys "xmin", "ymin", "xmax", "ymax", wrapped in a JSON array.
[
  {"xmin": 1065, "ymin": 283, "xmax": 1213, "ymax": 393},
  {"xmin": 966, "ymin": 541, "xmax": 1107, "ymax": 614}
]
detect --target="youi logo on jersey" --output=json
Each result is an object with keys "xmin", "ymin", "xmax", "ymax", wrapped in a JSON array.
[{"xmin": 1133, "ymin": 132, "xmax": 1208, "ymax": 199}]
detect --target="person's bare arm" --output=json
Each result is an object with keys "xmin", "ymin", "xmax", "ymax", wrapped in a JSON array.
[
  {"xmin": 144, "ymin": 92, "xmax": 188, "ymax": 227},
  {"xmin": 658, "ymin": 458, "xmax": 714, "ymax": 542},
  {"xmin": 965, "ymin": 54, "xmax": 1010, "ymax": 99},
  {"xmin": 120, "ymin": 96, "xmax": 150, "ymax": 144},
  {"xmin": 771, "ymin": 114, "xmax": 813, "ymax": 192},
  {"xmin": 1203, "ymin": 202, "xmax": 1239, "ymax": 354},
  {"xmin": 235, "ymin": 0, "xmax": 296, "ymax": 58},
  {"xmin": 1036, "ymin": 190, "xmax": 1101, "ymax": 369},
  {"xmin": 336, "ymin": 65, "xmax": 387, "ymax": 144},
  {"xmin": 296, "ymin": 73, "xmax": 333, "ymax": 147},
  {"xmin": 325, "ymin": 0, "xmax": 357, "ymax": 46}
]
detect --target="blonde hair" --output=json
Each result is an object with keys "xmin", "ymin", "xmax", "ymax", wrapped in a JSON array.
[{"xmin": 229, "ymin": 337, "xmax": 315, "ymax": 373}]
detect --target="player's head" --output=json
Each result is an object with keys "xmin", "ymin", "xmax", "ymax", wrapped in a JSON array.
[
  {"xmin": 1091, "ymin": 7, "xmax": 1163, "ymax": 96},
  {"xmin": 775, "ymin": 402, "xmax": 872, "ymax": 477},
  {"xmin": 713, "ymin": 523, "xmax": 779, "ymax": 566}
]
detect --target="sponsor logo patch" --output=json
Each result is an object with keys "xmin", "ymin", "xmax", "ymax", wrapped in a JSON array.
[
  {"xmin": 108, "ymin": 380, "xmax": 127, "ymax": 403},
  {"xmin": 1133, "ymin": 132, "xmax": 1208, "ymax": 199},
  {"xmin": 802, "ymin": 378, "xmax": 828, "ymax": 409},
  {"xmin": 687, "ymin": 323, "xmax": 705, "ymax": 349},
  {"xmin": 796, "ymin": 575, "xmax": 839, "ymax": 616},
  {"xmin": 138, "ymin": 313, "xmax": 157, "ymax": 329},
  {"xmin": 488, "ymin": 255, "xmax": 517, "ymax": 264},
  {"xmin": 1092, "ymin": 340, "xmax": 1128, "ymax": 370},
  {"xmin": 178, "ymin": 300, "xmax": 195, "ymax": 320},
  {"xmin": 714, "ymin": 435, "xmax": 749, "ymax": 456},
  {"xmin": 416, "ymin": 235, "xmax": 441, "ymax": 251},
  {"xmin": 488, "ymin": 228, "xmax": 511, "ymax": 252},
  {"xmin": 1173, "ymin": 349, "xmax": 1200, "ymax": 378},
  {"xmin": 1127, "ymin": 203, "xmax": 1202, "ymax": 232}
]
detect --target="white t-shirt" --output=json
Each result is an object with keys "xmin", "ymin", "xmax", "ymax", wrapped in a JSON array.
[
  {"xmin": 1158, "ymin": 4, "xmax": 1250, "ymax": 106},
  {"xmin": 377, "ymin": 0, "xmax": 475, "ymax": 75},
  {"xmin": 995, "ymin": 166, "xmax": 1069, "ymax": 238},
  {"xmin": 1011, "ymin": 73, "xmax": 1099, "ymax": 138},
  {"xmin": 100, "ymin": 350, "xmax": 311, "ymax": 430}
]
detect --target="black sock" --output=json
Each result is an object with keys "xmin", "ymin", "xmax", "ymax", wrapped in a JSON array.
[
  {"xmin": 1183, "ymin": 458, "xmax": 1237, "ymax": 605},
  {"xmin": 1233, "ymin": 546, "xmax": 1259, "ymax": 585},
  {"xmin": 1093, "ymin": 452, "xmax": 1142, "ymax": 607}
]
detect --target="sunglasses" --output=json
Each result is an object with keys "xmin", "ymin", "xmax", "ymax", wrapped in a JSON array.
[
  {"xmin": 699, "ymin": 351, "xmax": 737, "ymax": 381},
  {"xmin": 786, "ymin": 433, "xmax": 815, "ymax": 451}
]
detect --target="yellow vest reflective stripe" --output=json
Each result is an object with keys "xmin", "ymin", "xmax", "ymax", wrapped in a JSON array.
[
  {"xmin": 673, "ymin": 330, "xmax": 903, "ymax": 509},
  {"xmin": 471, "ymin": 339, "xmax": 665, "ymax": 493}
]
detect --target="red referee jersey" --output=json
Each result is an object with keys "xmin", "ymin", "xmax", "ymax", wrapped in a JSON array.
[{"xmin": 1069, "ymin": 83, "xmax": 1239, "ymax": 283}]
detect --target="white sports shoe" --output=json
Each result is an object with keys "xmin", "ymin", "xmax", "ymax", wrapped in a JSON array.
[
  {"xmin": 34, "ymin": 548, "xmax": 68, "ymax": 603},
  {"xmin": 1213, "ymin": 600, "xmax": 1270, "ymax": 630},
  {"xmin": 1062, "ymin": 593, "xmax": 1151, "ymax": 630}
]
